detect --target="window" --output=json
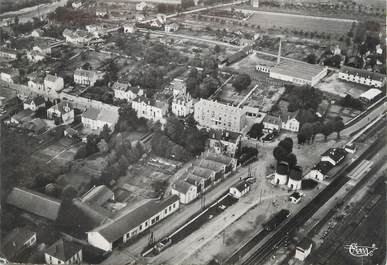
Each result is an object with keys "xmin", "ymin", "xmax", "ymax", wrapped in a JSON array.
[
  {"xmin": 165, "ymin": 209, "xmax": 168, "ymax": 214},
  {"xmin": 139, "ymin": 225, "xmax": 142, "ymax": 230}
]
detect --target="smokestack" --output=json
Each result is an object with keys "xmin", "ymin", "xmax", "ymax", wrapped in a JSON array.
[{"xmin": 277, "ymin": 38, "xmax": 282, "ymax": 65}]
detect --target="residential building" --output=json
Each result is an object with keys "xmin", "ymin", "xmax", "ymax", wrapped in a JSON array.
[
  {"xmin": 27, "ymin": 74, "xmax": 45, "ymax": 91},
  {"xmin": 27, "ymin": 50, "xmax": 46, "ymax": 62},
  {"xmin": 295, "ymin": 238, "xmax": 313, "ymax": 261},
  {"xmin": 270, "ymin": 60, "xmax": 328, "ymax": 86},
  {"xmin": 87, "ymin": 196, "xmax": 180, "ymax": 252},
  {"xmin": 239, "ymin": 38, "xmax": 254, "ymax": 47},
  {"xmin": 263, "ymin": 114, "xmax": 281, "ymax": 132},
  {"xmin": 307, "ymin": 161, "xmax": 333, "ymax": 181},
  {"xmin": 74, "ymin": 68, "xmax": 105, "ymax": 86},
  {"xmin": 204, "ymin": 152, "xmax": 237, "ymax": 174},
  {"xmin": 321, "ymin": 148, "xmax": 347, "ymax": 166},
  {"xmin": 255, "ymin": 62, "xmax": 275, "ymax": 73},
  {"xmin": 23, "ymin": 95, "xmax": 45, "ymax": 111},
  {"xmin": 0, "ymin": 47, "xmax": 17, "ymax": 59},
  {"xmin": 172, "ymin": 93, "xmax": 193, "ymax": 117},
  {"xmin": 44, "ymin": 239, "xmax": 82, "ymax": 265},
  {"xmin": 229, "ymin": 180, "xmax": 251, "ymax": 198},
  {"xmin": 72, "ymin": 1, "xmax": 82, "ymax": 9},
  {"xmin": 81, "ymin": 106, "xmax": 119, "ymax": 131},
  {"xmin": 289, "ymin": 192, "xmax": 302, "ymax": 204},
  {"xmin": 123, "ymin": 23, "xmax": 136, "ymax": 33},
  {"xmin": 273, "ymin": 161, "xmax": 288, "ymax": 185},
  {"xmin": 112, "ymin": 81, "xmax": 144, "ymax": 102},
  {"xmin": 0, "ymin": 67, "xmax": 19, "ymax": 83},
  {"xmin": 63, "ymin": 29, "xmax": 93, "ymax": 44},
  {"xmin": 171, "ymin": 180, "xmax": 198, "ymax": 204},
  {"xmin": 208, "ymin": 129, "xmax": 241, "ymax": 157},
  {"xmin": 32, "ymin": 42, "xmax": 53, "ymax": 55},
  {"xmin": 131, "ymin": 96, "xmax": 168, "ymax": 123},
  {"xmin": 344, "ymin": 142, "xmax": 357, "ymax": 154},
  {"xmin": 6, "ymin": 187, "xmax": 61, "ymax": 221},
  {"xmin": 165, "ymin": 22, "xmax": 179, "ymax": 33},
  {"xmin": 278, "ymin": 101, "xmax": 300, "ymax": 132},
  {"xmin": 81, "ymin": 185, "xmax": 114, "ymax": 207},
  {"xmin": 44, "ymin": 74, "xmax": 64, "ymax": 92},
  {"xmin": 287, "ymin": 166, "xmax": 303, "ymax": 190},
  {"xmin": 338, "ymin": 66, "xmax": 385, "ymax": 88},
  {"xmin": 1, "ymin": 227, "xmax": 37, "ymax": 262},
  {"xmin": 251, "ymin": 0, "xmax": 259, "ymax": 8},
  {"xmin": 9, "ymin": 109, "xmax": 34, "ymax": 125},
  {"xmin": 194, "ymin": 99, "xmax": 246, "ymax": 133},
  {"xmin": 96, "ymin": 9, "xmax": 108, "ymax": 17},
  {"xmin": 47, "ymin": 101, "xmax": 74, "ymax": 124},
  {"xmin": 31, "ymin": 29, "xmax": 43, "ymax": 37}
]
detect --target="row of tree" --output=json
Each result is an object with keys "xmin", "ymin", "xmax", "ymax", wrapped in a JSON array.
[{"xmin": 297, "ymin": 116, "xmax": 345, "ymax": 144}]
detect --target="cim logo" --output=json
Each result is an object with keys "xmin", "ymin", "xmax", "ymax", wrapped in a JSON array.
[{"xmin": 344, "ymin": 243, "xmax": 377, "ymax": 257}]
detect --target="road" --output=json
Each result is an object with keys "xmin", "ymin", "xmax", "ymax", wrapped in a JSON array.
[{"xmin": 225, "ymin": 126, "xmax": 387, "ymax": 265}]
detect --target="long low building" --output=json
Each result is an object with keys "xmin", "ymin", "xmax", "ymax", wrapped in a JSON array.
[
  {"xmin": 87, "ymin": 195, "xmax": 180, "ymax": 252},
  {"xmin": 338, "ymin": 66, "xmax": 386, "ymax": 88},
  {"xmin": 269, "ymin": 60, "xmax": 328, "ymax": 87}
]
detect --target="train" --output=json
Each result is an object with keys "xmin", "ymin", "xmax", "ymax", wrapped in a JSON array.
[{"xmin": 263, "ymin": 209, "xmax": 290, "ymax": 231}]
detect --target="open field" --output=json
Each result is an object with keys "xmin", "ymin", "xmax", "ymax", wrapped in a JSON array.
[
  {"xmin": 317, "ymin": 72, "xmax": 370, "ymax": 98},
  {"xmin": 246, "ymin": 11, "xmax": 354, "ymax": 35}
]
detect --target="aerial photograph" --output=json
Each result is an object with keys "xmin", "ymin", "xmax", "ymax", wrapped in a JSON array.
[{"xmin": 0, "ymin": 0, "xmax": 385, "ymax": 264}]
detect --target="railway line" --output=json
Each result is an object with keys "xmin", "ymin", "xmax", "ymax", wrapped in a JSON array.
[{"xmin": 225, "ymin": 126, "xmax": 387, "ymax": 265}]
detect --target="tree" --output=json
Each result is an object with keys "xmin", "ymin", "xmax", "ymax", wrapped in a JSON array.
[
  {"xmin": 279, "ymin": 137, "xmax": 293, "ymax": 153},
  {"xmin": 273, "ymin": 146, "xmax": 288, "ymax": 162},
  {"xmin": 198, "ymin": 76, "xmax": 218, "ymax": 98},
  {"xmin": 99, "ymin": 124, "xmax": 112, "ymax": 142},
  {"xmin": 332, "ymin": 117, "xmax": 345, "ymax": 139},
  {"xmin": 321, "ymin": 121, "xmax": 334, "ymax": 141},
  {"xmin": 247, "ymin": 123, "xmax": 264, "ymax": 139},
  {"xmin": 232, "ymin": 73, "xmax": 251, "ymax": 92},
  {"xmin": 299, "ymin": 123, "xmax": 314, "ymax": 144},
  {"xmin": 165, "ymin": 116, "xmax": 184, "ymax": 143},
  {"xmin": 305, "ymin": 53, "xmax": 317, "ymax": 64},
  {"xmin": 214, "ymin": 45, "xmax": 221, "ymax": 53},
  {"xmin": 286, "ymin": 153, "xmax": 297, "ymax": 168}
]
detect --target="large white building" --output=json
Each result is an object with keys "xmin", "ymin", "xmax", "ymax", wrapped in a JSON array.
[
  {"xmin": 87, "ymin": 196, "xmax": 180, "ymax": 252},
  {"xmin": 112, "ymin": 81, "xmax": 144, "ymax": 102},
  {"xmin": 270, "ymin": 60, "xmax": 328, "ymax": 86},
  {"xmin": 170, "ymin": 78, "xmax": 193, "ymax": 117},
  {"xmin": 81, "ymin": 106, "xmax": 119, "ymax": 131},
  {"xmin": 63, "ymin": 29, "xmax": 94, "ymax": 44},
  {"xmin": 194, "ymin": 99, "xmax": 246, "ymax": 133},
  {"xmin": 338, "ymin": 66, "xmax": 385, "ymax": 88},
  {"xmin": 74, "ymin": 68, "xmax": 105, "ymax": 86},
  {"xmin": 44, "ymin": 74, "xmax": 64, "ymax": 92},
  {"xmin": 131, "ymin": 96, "xmax": 168, "ymax": 123}
]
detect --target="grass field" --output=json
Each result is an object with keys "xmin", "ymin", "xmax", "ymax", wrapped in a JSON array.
[{"xmin": 246, "ymin": 11, "xmax": 354, "ymax": 34}]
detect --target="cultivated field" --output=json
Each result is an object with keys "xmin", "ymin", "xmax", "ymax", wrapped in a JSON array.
[{"xmin": 246, "ymin": 11, "xmax": 354, "ymax": 34}]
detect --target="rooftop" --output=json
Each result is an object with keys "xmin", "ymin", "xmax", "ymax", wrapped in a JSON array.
[
  {"xmin": 2, "ymin": 227, "xmax": 36, "ymax": 260},
  {"xmin": 313, "ymin": 161, "xmax": 334, "ymax": 175},
  {"xmin": 6, "ymin": 187, "xmax": 61, "ymax": 221},
  {"xmin": 172, "ymin": 180, "xmax": 194, "ymax": 194},
  {"xmin": 90, "ymin": 195, "xmax": 179, "ymax": 243},
  {"xmin": 359, "ymin": 88, "xmax": 383, "ymax": 101},
  {"xmin": 45, "ymin": 239, "xmax": 81, "ymax": 261},
  {"xmin": 263, "ymin": 114, "xmax": 281, "ymax": 125},
  {"xmin": 209, "ymin": 129, "xmax": 241, "ymax": 143},
  {"xmin": 81, "ymin": 185, "xmax": 114, "ymax": 207},
  {"xmin": 271, "ymin": 60, "xmax": 327, "ymax": 81},
  {"xmin": 233, "ymin": 180, "xmax": 251, "ymax": 192},
  {"xmin": 340, "ymin": 65, "xmax": 386, "ymax": 82},
  {"xmin": 321, "ymin": 148, "xmax": 347, "ymax": 162}
]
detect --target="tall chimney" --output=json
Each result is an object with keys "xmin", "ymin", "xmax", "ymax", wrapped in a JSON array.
[{"xmin": 277, "ymin": 38, "xmax": 282, "ymax": 65}]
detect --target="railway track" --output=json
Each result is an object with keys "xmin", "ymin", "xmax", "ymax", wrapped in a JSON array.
[{"xmin": 225, "ymin": 128, "xmax": 387, "ymax": 265}]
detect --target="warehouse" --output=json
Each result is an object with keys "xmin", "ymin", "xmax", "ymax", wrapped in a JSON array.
[
  {"xmin": 270, "ymin": 60, "xmax": 328, "ymax": 86},
  {"xmin": 87, "ymin": 196, "xmax": 180, "ymax": 252}
]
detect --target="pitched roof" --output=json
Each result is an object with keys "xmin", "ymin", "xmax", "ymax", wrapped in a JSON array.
[
  {"xmin": 6, "ymin": 187, "xmax": 61, "ymax": 221},
  {"xmin": 289, "ymin": 166, "xmax": 303, "ymax": 181},
  {"xmin": 2, "ymin": 227, "xmax": 36, "ymax": 260},
  {"xmin": 25, "ymin": 95, "xmax": 45, "ymax": 106},
  {"xmin": 45, "ymin": 239, "xmax": 81, "ymax": 261},
  {"xmin": 190, "ymin": 166, "xmax": 215, "ymax": 179},
  {"xmin": 193, "ymin": 159, "xmax": 225, "ymax": 172},
  {"xmin": 209, "ymin": 129, "xmax": 241, "ymax": 143},
  {"xmin": 90, "ymin": 195, "xmax": 179, "ymax": 242},
  {"xmin": 263, "ymin": 114, "xmax": 281, "ymax": 126},
  {"xmin": 172, "ymin": 180, "xmax": 194, "ymax": 194},
  {"xmin": 313, "ymin": 161, "xmax": 334, "ymax": 175},
  {"xmin": 74, "ymin": 68, "xmax": 96, "ymax": 78},
  {"xmin": 82, "ymin": 107, "xmax": 100, "ymax": 120},
  {"xmin": 45, "ymin": 74, "xmax": 61, "ymax": 83},
  {"xmin": 278, "ymin": 100, "xmax": 299, "ymax": 122},
  {"xmin": 321, "ymin": 148, "xmax": 347, "ymax": 162},
  {"xmin": 359, "ymin": 88, "xmax": 382, "ymax": 101},
  {"xmin": 289, "ymin": 192, "xmax": 302, "ymax": 200},
  {"xmin": 272, "ymin": 60, "xmax": 327, "ymax": 81},
  {"xmin": 112, "ymin": 81, "xmax": 129, "ymax": 91},
  {"xmin": 204, "ymin": 152, "xmax": 234, "ymax": 166},
  {"xmin": 49, "ymin": 101, "xmax": 73, "ymax": 114},
  {"xmin": 81, "ymin": 185, "xmax": 114, "ymax": 207},
  {"xmin": 340, "ymin": 65, "xmax": 386, "ymax": 82},
  {"xmin": 233, "ymin": 180, "xmax": 250, "ymax": 192}
]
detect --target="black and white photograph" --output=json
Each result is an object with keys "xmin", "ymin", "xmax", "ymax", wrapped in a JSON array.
[{"xmin": 0, "ymin": 0, "xmax": 386, "ymax": 264}]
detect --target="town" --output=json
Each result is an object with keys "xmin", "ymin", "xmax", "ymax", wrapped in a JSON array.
[{"xmin": 0, "ymin": 0, "xmax": 386, "ymax": 265}]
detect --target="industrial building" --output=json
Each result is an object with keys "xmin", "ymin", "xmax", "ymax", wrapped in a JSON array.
[{"xmin": 270, "ymin": 60, "xmax": 328, "ymax": 86}]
